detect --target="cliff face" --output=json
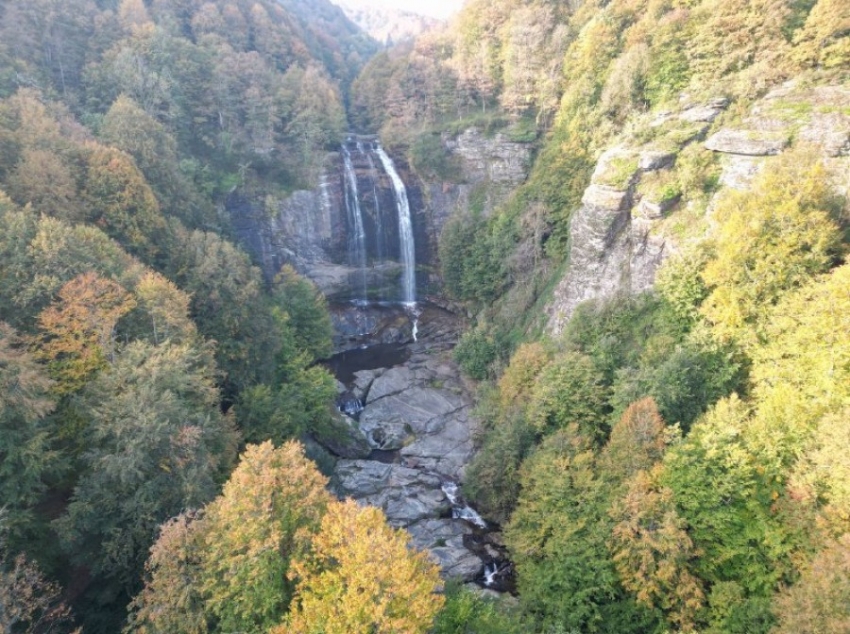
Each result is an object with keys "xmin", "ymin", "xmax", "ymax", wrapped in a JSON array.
[
  {"xmin": 424, "ymin": 128, "xmax": 532, "ymax": 236},
  {"xmin": 546, "ymin": 78, "xmax": 850, "ymax": 334},
  {"xmin": 228, "ymin": 138, "xmax": 428, "ymax": 301},
  {"xmin": 228, "ymin": 130, "xmax": 532, "ymax": 303}
]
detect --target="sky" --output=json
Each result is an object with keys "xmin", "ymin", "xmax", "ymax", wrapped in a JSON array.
[{"xmin": 358, "ymin": 0, "xmax": 465, "ymax": 20}]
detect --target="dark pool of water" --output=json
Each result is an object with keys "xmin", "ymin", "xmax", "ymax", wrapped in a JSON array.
[
  {"xmin": 323, "ymin": 342, "xmax": 411, "ymax": 385},
  {"xmin": 367, "ymin": 449, "xmax": 402, "ymax": 464}
]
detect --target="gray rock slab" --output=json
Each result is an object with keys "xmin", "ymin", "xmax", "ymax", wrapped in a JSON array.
[
  {"xmin": 366, "ymin": 366, "xmax": 416, "ymax": 403},
  {"xmin": 352, "ymin": 368, "xmax": 382, "ymax": 400},
  {"xmin": 639, "ymin": 150, "xmax": 676, "ymax": 171},
  {"xmin": 705, "ymin": 128, "xmax": 788, "ymax": 156},
  {"xmin": 581, "ymin": 184, "xmax": 631, "ymax": 210},
  {"xmin": 429, "ymin": 538, "xmax": 484, "ymax": 581},
  {"xmin": 679, "ymin": 103, "xmax": 725, "ymax": 123}
]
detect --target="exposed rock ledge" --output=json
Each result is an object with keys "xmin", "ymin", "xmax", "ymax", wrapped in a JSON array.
[{"xmin": 546, "ymin": 77, "xmax": 850, "ymax": 335}]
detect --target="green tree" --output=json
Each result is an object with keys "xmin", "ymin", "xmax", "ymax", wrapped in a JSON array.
[
  {"xmin": 527, "ymin": 351, "xmax": 610, "ymax": 442},
  {"xmin": 749, "ymin": 262, "xmax": 850, "ymax": 467},
  {"xmin": 0, "ymin": 324, "xmax": 57, "ymax": 537},
  {"xmin": 270, "ymin": 265, "xmax": 333, "ymax": 362},
  {"xmin": 163, "ymin": 225, "xmax": 278, "ymax": 396},
  {"xmin": 82, "ymin": 143, "xmax": 167, "ymax": 261},
  {"xmin": 57, "ymin": 342, "xmax": 237, "ymax": 589},
  {"xmin": 701, "ymin": 151, "xmax": 842, "ymax": 347},
  {"xmin": 505, "ymin": 428, "xmax": 651, "ymax": 632},
  {"xmin": 125, "ymin": 511, "xmax": 208, "ymax": 634},
  {"xmin": 659, "ymin": 397, "xmax": 794, "ymax": 630}
]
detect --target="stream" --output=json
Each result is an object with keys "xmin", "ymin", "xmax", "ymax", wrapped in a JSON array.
[{"xmin": 320, "ymin": 301, "xmax": 514, "ymax": 592}]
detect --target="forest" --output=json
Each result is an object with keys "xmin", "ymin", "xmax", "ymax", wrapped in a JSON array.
[{"xmin": 0, "ymin": 0, "xmax": 848, "ymax": 632}]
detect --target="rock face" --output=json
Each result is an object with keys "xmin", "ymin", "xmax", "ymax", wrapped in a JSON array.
[
  {"xmin": 546, "ymin": 79, "xmax": 850, "ymax": 334},
  {"xmin": 707, "ymin": 81, "xmax": 850, "ymax": 193},
  {"xmin": 228, "ymin": 129, "xmax": 532, "ymax": 304},
  {"xmin": 546, "ymin": 143, "xmax": 672, "ymax": 335},
  {"xmin": 421, "ymin": 128, "xmax": 533, "ymax": 258},
  {"xmin": 228, "ymin": 137, "xmax": 430, "ymax": 302}
]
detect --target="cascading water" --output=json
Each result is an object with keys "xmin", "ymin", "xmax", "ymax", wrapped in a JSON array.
[
  {"xmin": 361, "ymin": 144, "xmax": 386, "ymax": 266},
  {"xmin": 374, "ymin": 144, "xmax": 416, "ymax": 307},
  {"xmin": 441, "ymin": 481, "xmax": 487, "ymax": 529},
  {"xmin": 342, "ymin": 146, "xmax": 368, "ymax": 302}
]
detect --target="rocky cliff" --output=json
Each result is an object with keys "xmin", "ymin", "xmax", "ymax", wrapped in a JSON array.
[
  {"xmin": 424, "ymin": 128, "xmax": 532, "ymax": 236},
  {"xmin": 228, "ymin": 130, "xmax": 533, "ymax": 304},
  {"xmin": 228, "ymin": 137, "xmax": 428, "ymax": 301},
  {"xmin": 546, "ymin": 77, "xmax": 850, "ymax": 334}
]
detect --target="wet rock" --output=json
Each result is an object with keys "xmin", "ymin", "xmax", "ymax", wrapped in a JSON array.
[
  {"xmin": 352, "ymin": 368, "xmax": 382, "ymax": 401},
  {"xmin": 401, "ymin": 408, "xmax": 477, "ymax": 480},
  {"xmin": 429, "ymin": 541, "xmax": 485, "ymax": 581}
]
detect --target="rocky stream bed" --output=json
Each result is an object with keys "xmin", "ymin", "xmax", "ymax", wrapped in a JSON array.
[{"xmin": 318, "ymin": 302, "xmax": 514, "ymax": 593}]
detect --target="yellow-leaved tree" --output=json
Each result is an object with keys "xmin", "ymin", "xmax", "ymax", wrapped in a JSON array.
[
  {"xmin": 35, "ymin": 271, "xmax": 136, "ymax": 394},
  {"xmin": 700, "ymin": 150, "xmax": 841, "ymax": 349},
  {"xmin": 282, "ymin": 498, "xmax": 444, "ymax": 634}
]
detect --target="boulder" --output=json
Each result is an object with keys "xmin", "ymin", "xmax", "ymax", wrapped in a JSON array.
[
  {"xmin": 366, "ymin": 365, "xmax": 415, "ymax": 403},
  {"xmin": 352, "ymin": 368, "xmax": 383, "ymax": 400},
  {"xmin": 581, "ymin": 184, "xmax": 631, "ymax": 210},
  {"xmin": 679, "ymin": 99, "xmax": 727, "ymax": 123},
  {"xmin": 639, "ymin": 150, "xmax": 676, "ymax": 171},
  {"xmin": 333, "ymin": 461, "xmax": 450, "ymax": 526},
  {"xmin": 429, "ymin": 540, "xmax": 484, "ymax": 581}
]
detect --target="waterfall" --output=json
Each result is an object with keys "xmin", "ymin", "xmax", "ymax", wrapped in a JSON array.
[
  {"xmin": 363, "ymin": 147, "xmax": 386, "ymax": 265},
  {"xmin": 342, "ymin": 146, "xmax": 367, "ymax": 302},
  {"xmin": 441, "ymin": 482, "xmax": 487, "ymax": 529},
  {"xmin": 375, "ymin": 145, "xmax": 416, "ymax": 307}
]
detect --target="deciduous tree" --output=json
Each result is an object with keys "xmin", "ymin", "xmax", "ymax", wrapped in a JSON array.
[
  {"xmin": 199, "ymin": 441, "xmax": 331, "ymax": 632},
  {"xmin": 0, "ymin": 324, "xmax": 57, "ymax": 534},
  {"xmin": 35, "ymin": 271, "xmax": 136, "ymax": 394},
  {"xmin": 283, "ymin": 498, "xmax": 444, "ymax": 634},
  {"xmin": 57, "ymin": 341, "xmax": 237, "ymax": 588}
]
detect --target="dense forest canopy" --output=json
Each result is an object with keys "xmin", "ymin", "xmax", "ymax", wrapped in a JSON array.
[{"xmin": 0, "ymin": 0, "xmax": 848, "ymax": 632}]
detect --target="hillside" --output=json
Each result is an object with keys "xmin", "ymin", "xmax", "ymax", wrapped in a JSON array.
[
  {"xmin": 335, "ymin": 0, "xmax": 442, "ymax": 45},
  {"xmin": 346, "ymin": 0, "xmax": 850, "ymax": 632},
  {"xmin": 0, "ymin": 0, "xmax": 849, "ymax": 633}
]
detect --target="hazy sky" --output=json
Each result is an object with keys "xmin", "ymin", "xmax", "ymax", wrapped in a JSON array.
[{"xmin": 362, "ymin": 0, "xmax": 465, "ymax": 20}]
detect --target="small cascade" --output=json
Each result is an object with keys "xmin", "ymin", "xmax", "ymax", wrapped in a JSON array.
[
  {"xmin": 375, "ymin": 144, "xmax": 416, "ymax": 307},
  {"xmin": 337, "ymin": 394, "xmax": 365, "ymax": 418},
  {"xmin": 342, "ymin": 146, "xmax": 368, "ymax": 302},
  {"xmin": 441, "ymin": 482, "xmax": 488, "ymax": 530},
  {"xmin": 483, "ymin": 562, "xmax": 500, "ymax": 587}
]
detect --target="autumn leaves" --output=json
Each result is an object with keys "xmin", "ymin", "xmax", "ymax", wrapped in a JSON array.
[{"xmin": 130, "ymin": 441, "xmax": 445, "ymax": 634}]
